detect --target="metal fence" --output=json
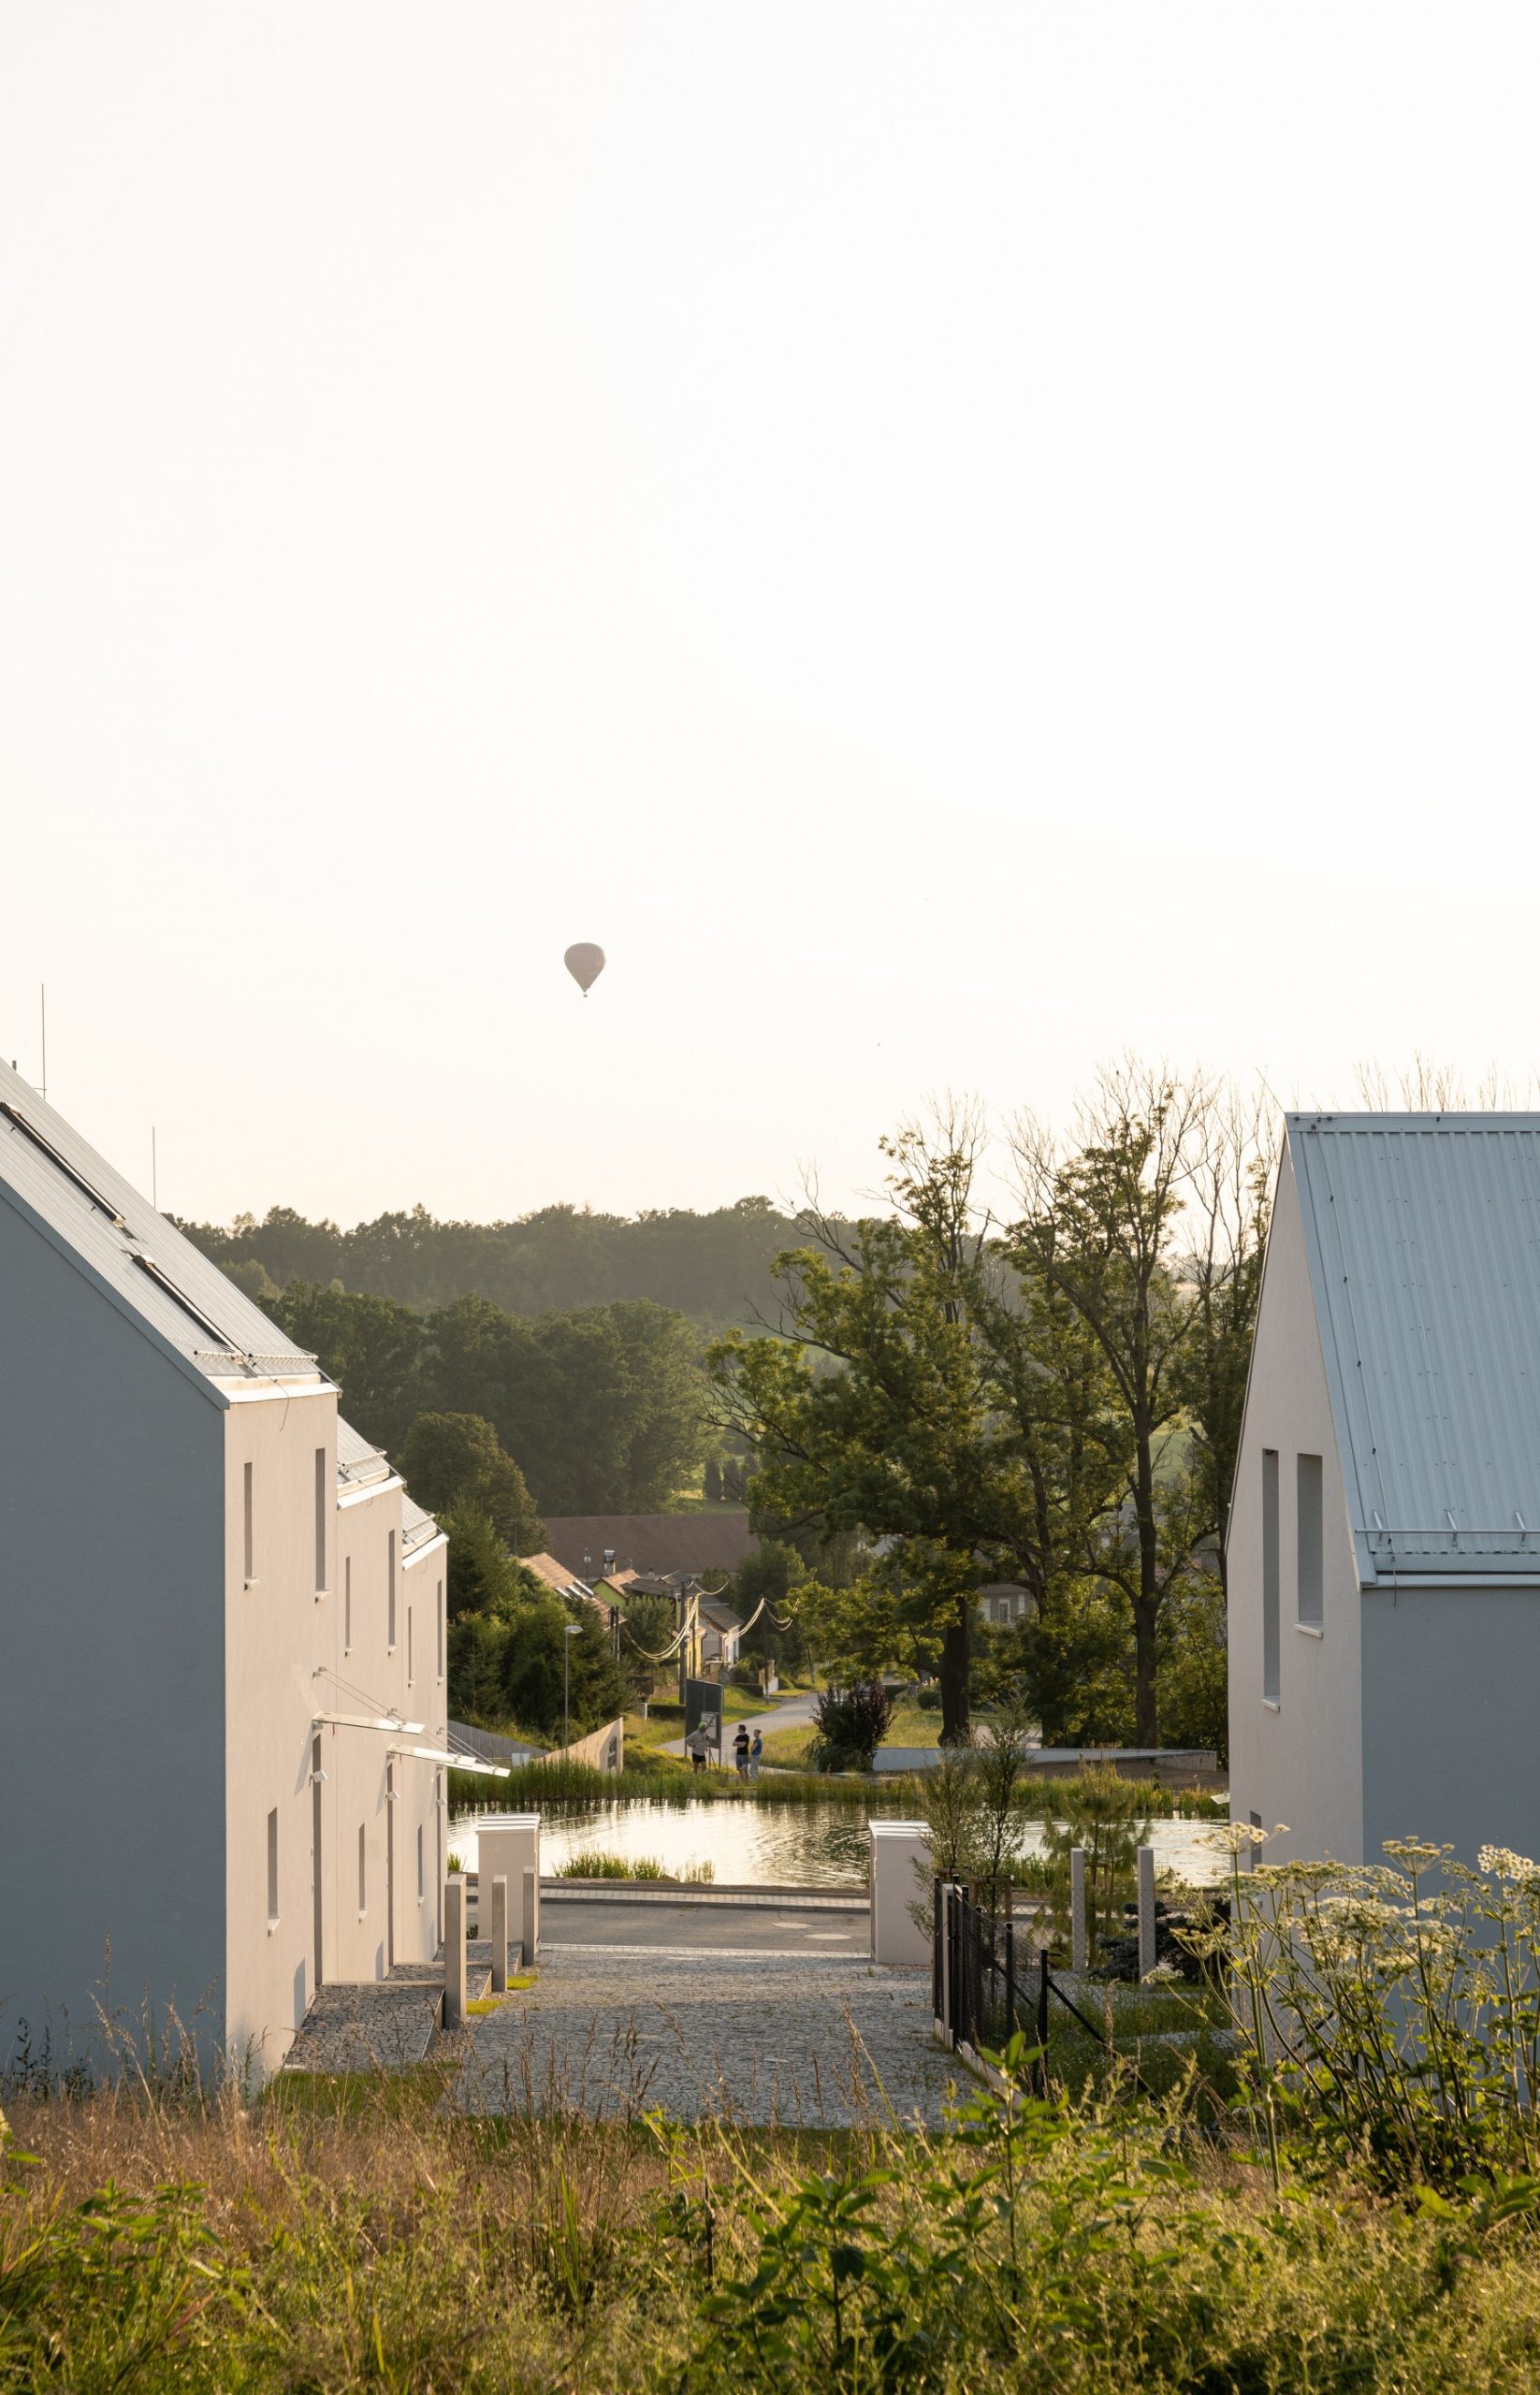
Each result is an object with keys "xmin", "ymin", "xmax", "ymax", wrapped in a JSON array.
[{"xmin": 933, "ymin": 1878, "xmax": 1140, "ymax": 2084}]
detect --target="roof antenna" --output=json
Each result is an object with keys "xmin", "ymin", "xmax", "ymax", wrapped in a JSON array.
[{"xmin": 38, "ymin": 984, "xmax": 46, "ymax": 1103}]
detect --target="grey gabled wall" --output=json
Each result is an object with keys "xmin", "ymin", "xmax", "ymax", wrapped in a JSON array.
[
  {"xmin": 1228, "ymin": 1141, "xmax": 1365, "ymax": 1865},
  {"xmin": 1362, "ymin": 1585, "xmax": 1540, "ymax": 1866},
  {"xmin": 0, "ymin": 1197, "xmax": 225, "ymax": 2075}
]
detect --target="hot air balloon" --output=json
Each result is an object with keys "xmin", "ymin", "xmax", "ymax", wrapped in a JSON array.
[{"xmin": 564, "ymin": 942, "xmax": 605, "ymax": 995}]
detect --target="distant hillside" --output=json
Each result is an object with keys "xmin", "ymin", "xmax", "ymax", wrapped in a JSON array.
[{"xmin": 175, "ymin": 1197, "xmax": 804, "ymax": 1327}]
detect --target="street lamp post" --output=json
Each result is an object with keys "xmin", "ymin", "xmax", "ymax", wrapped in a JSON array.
[{"xmin": 563, "ymin": 1622, "xmax": 582, "ymax": 1751}]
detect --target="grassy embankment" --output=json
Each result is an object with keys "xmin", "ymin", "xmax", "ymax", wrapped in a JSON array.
[{"xmin": 7, "ymin": 2016, "xmax": 1540, "ymax": 2393}]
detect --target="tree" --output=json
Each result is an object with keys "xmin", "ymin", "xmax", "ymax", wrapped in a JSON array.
[
  {"xmin": 426, "ymin": 1295, "xmax": 708, "ymax": 1514},
  {"xmin": 441, "ymin": 1504, "xmax": 531, "ymax": 1622},
  {"xmin": 398, "ymin": 1413, "xmax": 545, "ymax": 1554},
  {"xmin": 613, "ymin": 1589, "xmax": 676, "ymax": 1703},
  {"xmin": 502, "ymin": 1598, "xmax": 625, "ymax": 1739},
  {"xmin": 1155, "ymin": 1572, "xmax": 1228, "ymax": 1761},
  {"xmin": 1174, "ymin": 1096, "xmax": 1273, "ymax": 1585},
  {"xmin": 729, "ymin": 1539, "xmax": 808, "ymax": 1679},
  {"xmin": 712, "ymin": 1109, "xmax": 1119, "ymax": 1744},
  {"xmin": 268, "ymin": 1282, "xmax": 427, "ymax": 1454},
  {"xmin": 704, "ymin": 1456, "xmax": 722, "ymax": 1504},
  {"xmin": 446, "ymin": 1610, "xmax": 512, "ymax": 1721},
  {"xmin": 1009, "ymin": 1064, "xmax": 1213, "ymax": 1748}
]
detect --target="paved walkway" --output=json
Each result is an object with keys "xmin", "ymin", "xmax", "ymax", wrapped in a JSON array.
[
  {"xmin": 658, "ymin": 1683, "xmax": 821, "ymax": 1760},
  {"xmin": 448, "ymin": 1940, "xmax": 958, "ymax": 2128},
  {"xmin": 541, "ymin": 1894, "xmax": 870, "ymax": 1953}
]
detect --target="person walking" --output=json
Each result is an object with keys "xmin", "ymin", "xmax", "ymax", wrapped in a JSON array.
[
  {"xmin": 734, "ymin": 1722, "xmax": 751, "ymax": 1778},
  {"xmin": 748, "ymin": 1728, "xmax": 763, "ymax": 1780}
]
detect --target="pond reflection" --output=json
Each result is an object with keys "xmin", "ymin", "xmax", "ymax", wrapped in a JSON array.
[{"xmin": 451, "ymin": 1798, "xmax": 1229, "ymax": 1889}]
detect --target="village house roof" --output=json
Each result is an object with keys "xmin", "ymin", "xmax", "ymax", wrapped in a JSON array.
[
  {"xmin": 540, "ymin": 1512, "xmax": 758, "ymax": 1579},
  {"xmin": 1284, "ymin": 1111, "xmax": 1540, "ymax": 1582},
  {"xmin": 0, "ymin": 1058, "xmax": 322, "ymax": 1394},
  {"xmin": 519, "ymin": 1550, "xmax": 594, "ymax": 1602}
]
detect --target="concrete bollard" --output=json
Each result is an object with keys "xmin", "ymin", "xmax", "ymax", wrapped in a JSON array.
[
  {"xmin": 522, "ymin": 1864, "xmax": 538, "ymax": 1967},
  {"xmin": 1069, "ymin": 1846, "xmax": 1087, "ymax": 1975},
  {"xmin": 1137, "ymin": 1844, "xmax": 1156, "ymax": 1981},
  {"xmin": 444, "ymin": 1876, "xmax": 467, "ymax": 2031},
  {"xmin": 489, "ymin": 1874, "xmax": 508, "ymax": 1994},
  {"xmin": 868, "ymin": 1820, "xmax": 932, "ymax": 1966}
]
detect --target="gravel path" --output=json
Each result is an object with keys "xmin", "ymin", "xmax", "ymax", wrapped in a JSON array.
[{"xmin": 447, "ymin": 1944, "xmax": 959, "ymax": 2128}]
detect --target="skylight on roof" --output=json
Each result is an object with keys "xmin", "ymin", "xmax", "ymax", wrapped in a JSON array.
[
  {"xmin": 1, "ymin": 1102, "xmax": 124, "ymax": 1226},
  {"xmin": 131, "ymin": 1254, "xmax": 239, "ymax": 1352}
]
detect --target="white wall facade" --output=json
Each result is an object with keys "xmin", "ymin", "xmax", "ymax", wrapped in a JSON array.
[
  {"xmin": 226, "ymin": 1452, "xmax": 448, "ymax": 2071},
  {"xmin": 1228, "ymin": 1145, "xmax": 1366, "ymax": 1866}
]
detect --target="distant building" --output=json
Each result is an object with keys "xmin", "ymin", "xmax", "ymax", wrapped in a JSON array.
[
  {"xmin": 0, "ymin": 1062, "xmax": 459, "ymax": 2080},
  {"xmin": 541, "ymin": 1512, "xmax": 757, "ymax": 1581},
  {"xmin": 1229, "ymin": 1112, "xmax": 1540, "ymax": 1869},
  {"xmin": 978, "ymin": 1582, "xmax": 1032, "ymax": 1628}
]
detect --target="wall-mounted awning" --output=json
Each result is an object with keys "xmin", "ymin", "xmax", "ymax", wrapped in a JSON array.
[
  {"xmin": 312, "ymin": 1710, "xmax": 427, "ymax": 1735},
  {"xmin": 389, "ymin": 1741, "xmax": 510, "ymax": 1778}
]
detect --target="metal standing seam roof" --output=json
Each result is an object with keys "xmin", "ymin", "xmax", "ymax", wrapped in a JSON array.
[
  {"xmin": 400, "ymin": 1491, "xmax": 443, "ymax": 1558},
  {"xmin": 0, "ymin": 1057, "xmax": 322, "ymax": 1390},
  {"xmin": 1287, "ymin": 1112, "xmax": 1540, "ymax": 1579}
]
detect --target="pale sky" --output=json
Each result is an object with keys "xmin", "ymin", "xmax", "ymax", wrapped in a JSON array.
[{"xmin": 3, "ymin": 7, "xmax": 1538, "ymax": 1226}]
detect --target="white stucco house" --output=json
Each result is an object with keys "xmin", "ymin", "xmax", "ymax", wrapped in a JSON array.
[
  {"xmin": 0, "ymin": 1060, "xmax": 458, "ymax": 2079},
  {"xmin": 1228, "ymin": 1111, "xmax": 1540, "ymax": 1870}
]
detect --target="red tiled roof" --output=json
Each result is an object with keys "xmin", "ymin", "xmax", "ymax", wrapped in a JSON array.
[{"xmin": 541, "ymin": 1514, "xmax": 757, "ymax": 1579}]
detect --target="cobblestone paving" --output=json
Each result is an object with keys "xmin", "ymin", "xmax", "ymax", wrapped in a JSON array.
[{"xmin": 447, "ymin": 1944, "xmax": 961, "ymax": 2128}]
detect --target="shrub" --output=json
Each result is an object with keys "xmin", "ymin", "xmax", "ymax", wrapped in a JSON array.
[{"xmin": 808, "ymin": 1681, "xmax": 893, "ymax": 1773}]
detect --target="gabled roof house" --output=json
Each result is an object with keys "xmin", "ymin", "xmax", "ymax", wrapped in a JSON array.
[
  {"xmin": 0, "ymin": 1061, "xmax": 452, "ymax": 2078},
  {"xmin": 1229, "ymin": 1113, "xmax": 1540, "ymax": 1868}
]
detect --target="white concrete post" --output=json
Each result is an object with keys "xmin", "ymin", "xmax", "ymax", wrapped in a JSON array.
[
  {"xmin": 1137, "ymin": 1844, "xmax": 1156, "ymax": 1981},
  {"xmin": 489, "ymin": 1873, "xmax": 508, "ymax": 1994},
  {"xmin": 868, "ymin": 1820, "xmax": 932, "ymax": 1966},
  {"xmin": 444, "ymin": 1876, "xmax": 466, "ymax": 2031},
  {"xmin": 522, "ymin": 1864, "xmax": 538, "ymax": 1967},
  {"xmin": 1069, "ymin": 1847, "xmax": 1087, "ymax": 1974},
  {"xmin": 477, "ymin": 1814, "xmax": 540, "ymax": 1958}
]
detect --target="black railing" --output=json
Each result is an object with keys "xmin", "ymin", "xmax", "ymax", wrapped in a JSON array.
[{"xmin": 933, "ymin": 1877, "xmax": 1146, "ymax": 2090}]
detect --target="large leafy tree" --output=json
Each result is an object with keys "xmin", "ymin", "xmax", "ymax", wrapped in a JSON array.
[
  {"xmin": 398, "ymin": 1412, "xmax": 545, "ymax": 1554},
  {"xmin": 427, "ymin": 1295, "xmax": 707, "ymax": 1514},
  {"xmin": 711, "ymin": 1110, "xmax": 1120, "ymax": 1744},
  {"xmin": 267, "ymin": 1283, "xmax": 427, "ymax": 1453},
  {"xmin": 1009, "ymin": 1062, "xmax": 1268, "ymax": 1745}
]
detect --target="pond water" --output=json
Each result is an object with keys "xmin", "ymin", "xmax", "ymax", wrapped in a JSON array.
[{"xmin": 450, "ymin": 1799, "xmax": 1231, "ymax": 1890}]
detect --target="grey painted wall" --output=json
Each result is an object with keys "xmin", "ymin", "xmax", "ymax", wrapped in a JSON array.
[
  {"xmin": 1362, "ymin": 1585, "xmax": 1540, "ymax": 1866},
  {"xmin": 1228, "ymin": 1142, "xmax": 1365, "ymax": 1865},
  {"xmin": 0, "ymin": 1196, "xmax": 226, "ymax": 2073}
]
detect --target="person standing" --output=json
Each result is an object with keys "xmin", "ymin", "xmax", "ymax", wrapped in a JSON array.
[
  {"xmin": 687, "ymin": 1727, "xmax": 708, "ymax": 1775},
  {"xmin": 734, "ymin": 1722, "xmax": 751, "ymax": 1778},
  {"xmin": 748, "ymin": 1728, "xmax": 763, "ymax": 1780}
]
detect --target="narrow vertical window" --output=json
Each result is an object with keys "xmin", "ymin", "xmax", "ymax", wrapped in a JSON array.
[
  {"xmin": 387, "ymin": 1531, "xmax": 398, "ymax": 1649},
  {"xmin": 1262, "ymin": 1448, "xmax": 1280, "ymax": 1702},
  {"xmin": 243, "ymin": 1462, "xmax": 254, "ymax": 1583},
  {"xmin": 417, "ymin": 1822, "xmax": 425, "ymax": 1902},
  {"xmin": 343, "ymin": 1557, "xmax": 352, "ymax": 1652},
  {"xmin": 437, "ymin": 1578, "xmax": 444, "ymax": 1680},
  {"xmin": 358, "ymin": 1822, "xmax": 367, "ymax": 1915},
  {"xmin": 314, "ymin": 1448, "xmax": 327, "ymax": 1592},
  {"xmin": 407, "ymin": 1604, "xmax": 414, "ymax": 1685},
  {"xmin": 1297, "ymin": 1454, "xmax": 1324, "ymax": 1626},
  {"xmin": 267, "ymin": 1807, "xmax": 279, "ymax": 1926}
]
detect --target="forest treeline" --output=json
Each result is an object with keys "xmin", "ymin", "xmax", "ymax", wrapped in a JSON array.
[
  {"xmin": 176, "ymin": 1195, "xmax": 800, "ymax": 1327},
  {"xmin": 252, "ymin": 1283, "xmax": 710, "ymax": 1517}
]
